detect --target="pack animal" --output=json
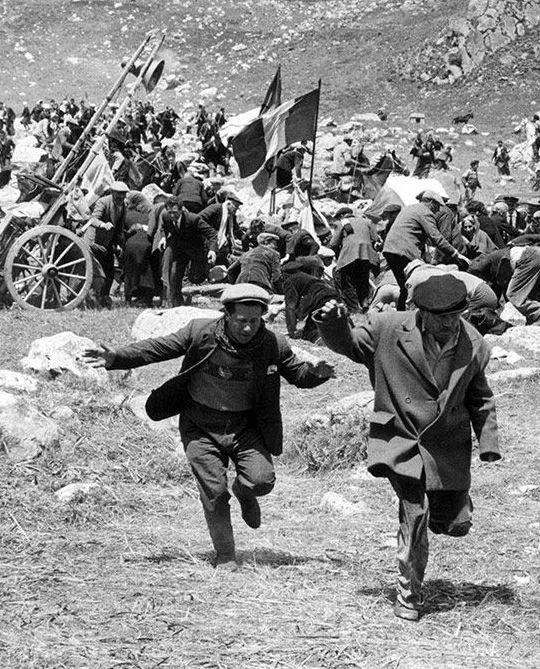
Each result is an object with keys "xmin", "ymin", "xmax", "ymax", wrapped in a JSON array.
[{"xmin": 453, "ymin": 112, "xmax": 474, "ymax": 125}]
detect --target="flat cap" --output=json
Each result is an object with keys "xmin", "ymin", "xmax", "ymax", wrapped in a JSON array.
[
  {"xmin": 110, "ymin": 180, "xmax": 130, "ymax": 192},
  {"xmin": 413, "ymin": 275, "xmax": 468, "ymax": 314},
  {"xmin": 334, "ymin": 206, "xmax": 354, "ymax": 218},
  {"xmin": 224, "ymin": 188, "xmax": 243, "ymax": 205},
  {"xmin": 317, "ymin": 245, "xmax": 335, "ymax": 258},
  {"xmin": 221, "ymin": 283, "xmax": 271, "ymax": 308},
  {"xmin": 421, "ymin": 190, "xmax": 445, "ymax": 205},
  {"xmin": 381, "ymin": 203, "xmax": 402, "ymax": 215},
  {"xmin": 257, "ymin": 232, "xmax": 279, "ymax": 245}
]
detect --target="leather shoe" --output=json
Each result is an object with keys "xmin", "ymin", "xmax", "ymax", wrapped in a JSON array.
[
  {"xmin": 394, "ymin": 601, "xmax": 420, "ymax": 621},
  {"xmin": 214, "ymin": 553, "xmax": 239, "ymax": 571},
  {"xmin": 232, "ymin": 480, "xmax": 261, "ymax": 529}
]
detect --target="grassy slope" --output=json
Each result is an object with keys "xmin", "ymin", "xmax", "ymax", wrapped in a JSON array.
[{"xmin": 1, "ymin": 307, "xmax": 539, "ymax": 668}]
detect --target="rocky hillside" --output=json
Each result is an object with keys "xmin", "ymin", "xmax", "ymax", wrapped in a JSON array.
[{"xmin": 1, "ymin": 0, "xmax": 539, "ymax": 127}]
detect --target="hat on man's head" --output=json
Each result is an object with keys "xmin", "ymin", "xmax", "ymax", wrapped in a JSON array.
[
  {"xmin": 381, "ymin": 203, "xmax": 402, "ymax": 216},
  {"xmin": 420, "ymin": 190, "xmax": 445, "ymax": 206},
  {"xmin": 334, "ymin": 206, "xmax": 354, "ymax": 218},
  {"xmin": 224, "ymin": 188, "xmax": 243, "ymax": 205},
  {"xmin": 110, "ymin": 181, "xmax": 130, "ymax": 193},
  {"xmin": 257, "ymin": 232, "xmax": 279, "ymax": 245},
  {"xmin": 221, "ymin": 283, "xmax": 271, "ymax": 309},
  {"xmin": 317, "ymin": 246, "xmax": 335, "ymax": 258},
  {"xmin": 413, "ymin": 275, "xmax": 468, "ymax": 314}
]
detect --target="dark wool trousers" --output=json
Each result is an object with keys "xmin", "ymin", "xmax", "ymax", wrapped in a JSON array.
[
  {"xmin": 388, "ymin": 474, "xmax": 473, "ymax": 611},
  {"xmin": 180, "ymin": 399, "xmax": 275, "ymax": 557}
]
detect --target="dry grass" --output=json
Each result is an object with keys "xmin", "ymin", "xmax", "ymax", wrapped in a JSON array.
[{"xmin": 0, "ymin": 306, "xmax": 539, "ymax": 668}]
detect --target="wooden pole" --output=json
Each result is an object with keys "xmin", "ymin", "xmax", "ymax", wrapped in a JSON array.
[
  {"xmin": 307, "ymin": 79, "xmax": 322, "ymax": 195},
  {"xmin": 51, "ymin": 31, "xmax": 155, "ymax": 184},
  {"xmin": 40, "ymin": 32, "xmax": 166, "ymax": 226}
]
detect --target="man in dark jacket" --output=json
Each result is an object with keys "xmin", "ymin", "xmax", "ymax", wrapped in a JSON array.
[
  {"xmin": 315, "ymin": 274, "xmax": 500, "ymax": 620},
  {"xmin": 383, "ymin": 191, "xmax": 470, "ymax": 309},
  {"xmin": 173, "ymin": 170, "xmax": 208, "ymax": 213},
  {"xmin": 83, "ymin": 284, "xmax": 334, "ymax": 569},
  {"xmin": 162, "ymin": 196, "xmax": 218, "ymax": 306},
  {"xmin": 228, "ymin": 233, "xmax": 283, "ymax": 293},
  {"xmin": 199, "ymin": 190, "xmax": 243, "ymax": 265}
]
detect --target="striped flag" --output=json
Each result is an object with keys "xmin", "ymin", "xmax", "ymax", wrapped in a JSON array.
[
  {"xmin": 259, "ymin": 65, "xmax": 282, "ymax": 115},
  {"xmin": 232, "ymin": 87, "xmax": 320, "ymax": 181}
]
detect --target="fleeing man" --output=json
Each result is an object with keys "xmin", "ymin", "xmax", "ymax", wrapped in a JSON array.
[
  {"xmin": 83, "ymin": 284, "xmax": 334, "ymax": 569},
  {"xmin": 315, "ymin": 274, "xmax": 500, "ymax": 620}
]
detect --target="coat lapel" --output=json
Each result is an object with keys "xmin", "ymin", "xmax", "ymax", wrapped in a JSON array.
[
  {"xmin": 442, "ymin": 322, "xmax": 481, "ymax": 402},
  {"xmin": 396, "ymin": 312, "xmax": 439, "ymax": 394}
]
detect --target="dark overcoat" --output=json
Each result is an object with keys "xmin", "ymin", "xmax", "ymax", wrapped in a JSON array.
[{"xmin": 315, "ymin": 310, "xmax": 500, "ymax": 490}]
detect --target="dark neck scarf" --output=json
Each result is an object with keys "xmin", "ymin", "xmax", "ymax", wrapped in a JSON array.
[{"xmin": 215, "ymin": 317, "xmax": 266, "ymax": 359}]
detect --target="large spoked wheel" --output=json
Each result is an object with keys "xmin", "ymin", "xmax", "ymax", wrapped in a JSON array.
[{"xmin": 4, "ymin": 225, "xmax": 93, "ymax": 311}]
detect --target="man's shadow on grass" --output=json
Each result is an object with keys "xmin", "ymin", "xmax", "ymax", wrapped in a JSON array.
[
  {"xmin": 142, "ymin": 547, "xmax": 312, "ymax": 568},
  {"xmin": 357, "ymin": 579, "xmax": 518, "ymax": 615}
]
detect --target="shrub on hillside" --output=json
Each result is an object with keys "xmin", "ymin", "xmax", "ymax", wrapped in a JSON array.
[{"xmin": 288, "ymin": 412, "xmax": 368, "ymax": 473}]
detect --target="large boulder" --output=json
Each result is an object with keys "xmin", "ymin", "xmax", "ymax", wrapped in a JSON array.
[
  {"xmin": 131, "ymin": 307, "xmax": 222, "ymax": 341},
  {"xmin": 0, "ymin": 392, "xmax": 59, "ymax": 462},
  {"xmin": 21, "ymin": 332, "xmax": 108, "ymax": 385},
  {"xmin": 485, "ymin": 326, "xmax": 540, "ymax": 358}
]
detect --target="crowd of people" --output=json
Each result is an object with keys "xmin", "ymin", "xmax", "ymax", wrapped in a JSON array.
[{"xmin": 3, "ymin": 91, "xmax": 540, "ymax": 624}]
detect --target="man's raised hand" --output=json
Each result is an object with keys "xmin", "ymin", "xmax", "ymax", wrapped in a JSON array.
[
  {"xmin": 307, "ymin": 359, "xmax": 336, "ymax": 379},
  {"xmin": 81, "ymin": 344, "xmax": 115, "ymax": 369}
]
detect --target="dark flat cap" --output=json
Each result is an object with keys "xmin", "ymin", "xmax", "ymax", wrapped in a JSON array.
[
  {"xmin": 412, "ymin": 275, "xmax": 468, "ymax": 314},
  {"xmin": 221, "ymin": 283, "xmax": 271, "ymax": 308}
]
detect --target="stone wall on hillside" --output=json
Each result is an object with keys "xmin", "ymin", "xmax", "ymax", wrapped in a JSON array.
[{"xmin": 395, "ymin": 0, "xmax": 540, "ymax": 85}]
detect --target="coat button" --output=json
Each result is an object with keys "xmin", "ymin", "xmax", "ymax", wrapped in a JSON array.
[{"xmin": 405, "ymin": 397, "xmax": 411, "ymax": 404}]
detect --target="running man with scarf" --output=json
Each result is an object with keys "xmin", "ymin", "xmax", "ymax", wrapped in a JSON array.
[{"xmin": 83, "ymin": 284, "xmax": 334, "ymax": 569}]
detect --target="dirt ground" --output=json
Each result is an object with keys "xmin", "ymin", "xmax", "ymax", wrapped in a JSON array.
[{"xmin": 0, "ymin": 307, "xmax": 539, "ymax": 668}]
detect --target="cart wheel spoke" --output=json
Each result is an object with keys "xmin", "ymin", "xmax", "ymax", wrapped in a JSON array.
[
  {"xmin": 57, "ymin": 272, "xmax": 87, "ymax": 281},
  {"xmin": 56, "ymin": 277, "xmax": 80, "ymax": 298},
  {"xmin": 23, "ymin": 276, "xmax": 45, "ymax": 302},
  {"xmin": 56, "ymin": 258, "xmax": 87, "ymax": 270},
  {"xmin": 13, "ymin": 274, "xmax": 40, "ymax": 287},
  {"xmin": 53, "ymin": 242, "xmax": 76, "ymax": 266},
  {"xmin": 49, "ymin": 280, "xmax": 63, "ymax": 308},
  {"xmin": 20, "ymin": 245, "xmax": 44, "ymax": 266}
]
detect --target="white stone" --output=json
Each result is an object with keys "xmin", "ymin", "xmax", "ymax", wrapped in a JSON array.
[
  {"xmin": 500, "ymin": 302, "xmax": 527, "ymax": 325},
  {"xmin": 305, "ymin": 391, "xmax": 375, "ymax": 429},
  {"xmin": 200, "ymin": 86, "xmax": 218, "ymax": 98},
  {"xmin": 0, "ymin": 370, "xmax": 38, "ymax": 393},
  {"xmin": 127, "ymin": 394, "xmax": 180, "ymax": 435},
  {"xmin": 55, "ymin": 482, "xmax": 100, "ymax": 503},
  {"xmin": 0, "ymin": 397, "xmax": 59, "ymax": 462},
  {"xmin": 321, "ymin": 492, "xmax": 368, "ymax": 516},
  {"xmin": 49, "ymin": 405, "xmax": 76, "ymax": 421},
  {"xmin": 487, "ymin": 367, "xmax": 540, "ymax": 383},
  {"xmin": 485, "ymin": 325, "xmax": 540, "ymax": 356},
  {"xmin": 131, "ymin": 307, "xmax": 222, "ymax": 341},
  {"xmin": 21, "ymin": 331, "xmax": 108, "ymax": 385}
]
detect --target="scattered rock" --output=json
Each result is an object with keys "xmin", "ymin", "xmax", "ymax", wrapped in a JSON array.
[
  {"xmin": 0, "ymin": 370, "xmax": 38, "ymax": 393},
  {"xmin": 131, "ymin": 306, "xmax": 222, "ymax": 341},
  {"xmin": 500, "ymin": 302, "xmax": 527, "ymax": 325},
  {"xmin": 49, "ymin": 405, "xmax": 76, "ymax": 421},
  {"xmin": 55, "ymin": 481, "xmax": 100, "ymax": 503},
  {"xmin": 487, "ymin": 367, "xmax": 540, "ymax": 383},
  {"xmin": 21, "ymin": 332, "xmax": 108, "ymax": 385},
  {"xmin": 321, "ymin": 491, "xmax": 368, "ymax": 516},
  {"xmin": 0, "ymin": 393, "xmax": 59, "ymax": 462},
  {"xmin": 486, "ymin": 325, "xmax": 540, "ymax": 357},
  {"xmin": 306, "ymin": 391, "xmax": 375, "ymax": 429}
]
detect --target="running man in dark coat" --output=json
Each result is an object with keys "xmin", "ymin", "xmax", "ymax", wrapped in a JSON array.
[
  {"xmin": 315, "ymin": 274, "xmax": 500, "ymax": 620},
  {"xmin": 83, "ymin": 284, "xmax": 334, "ymax": 569}
]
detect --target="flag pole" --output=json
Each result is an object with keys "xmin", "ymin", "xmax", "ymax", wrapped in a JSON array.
[{"xmin": 308, "ymin": 79, "xmax": 322, "ymax": 195}]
